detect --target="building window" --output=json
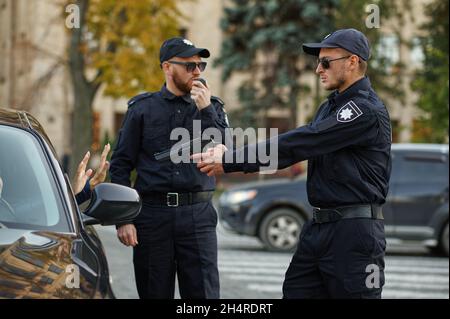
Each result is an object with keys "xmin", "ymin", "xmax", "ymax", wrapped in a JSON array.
[
  {"xmin": 410, "ymin": 37, "xmax": 425, "ymax": 69},
  {"xmin": 374, "ymin": 34, "xmax": 400, "ymax": 74}
]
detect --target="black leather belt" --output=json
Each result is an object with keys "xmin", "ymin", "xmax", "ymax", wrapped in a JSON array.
[
  {"xmin": 312, "ymin": 204, "xmax": 383, "ymax": 224},
  {"xmin": 142, "ymin": 191, "xmax": 213, "ymax": 207}
]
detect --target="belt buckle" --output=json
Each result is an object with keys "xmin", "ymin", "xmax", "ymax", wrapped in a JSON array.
[
  {"xmin": 167, "ymin": 193, "xmax": 179, "ymax": 207},
  {"xmin": 312, "ymin": 207, "xmax": 320, "ymax": 221}
]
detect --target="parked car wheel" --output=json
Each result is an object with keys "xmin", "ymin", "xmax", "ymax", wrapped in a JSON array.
[
  {"xmin": 440, "ymin": 221, "xmax": 449, "ymax": 257},
  {"xmin": 259, "ymin": 208, "xmax": 305, "ymax": 252}
]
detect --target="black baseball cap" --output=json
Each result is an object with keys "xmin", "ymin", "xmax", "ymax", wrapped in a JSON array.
[
  {"xmin": 302, "ymin": 28, "xmax": 371, "ymax": 61},
  {"xmin": 159, "ymin": 37, "xmax": 210, "ymax": 63}
]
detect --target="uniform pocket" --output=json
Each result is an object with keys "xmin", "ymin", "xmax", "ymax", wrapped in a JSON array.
[
  {"xmin": 143, "ymin": 126, "xmax": 169, "ymax": 152},
  {"xmin": 342, "ymin": 219, "xmax": 386, "ymax": 296},
  {"xmin": 209, "ymin": 202, "xmax": 219, "ymax": 227},
  {"xmin": 192, "ymin": 201, "xmax": 217, "ymax": 231},
  {"xmin": 354, "ymin": 219, "xmax": 386, "ymax": 257}
]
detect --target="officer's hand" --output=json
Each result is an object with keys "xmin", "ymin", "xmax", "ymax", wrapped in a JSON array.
[
  {"xmin": 192, "ymin": 144, "xmax": 227, "ymax": 177},
  {"xmin": 117, "ymin": 224, "xmax": 138, "ymax": 247},
  {"xmin": 89, "ymin": 143, "xmax": 111, "ymax": 190},
  {"xmin": 191, "ymin": 79, "xmax": 211, "ymax": 110}
]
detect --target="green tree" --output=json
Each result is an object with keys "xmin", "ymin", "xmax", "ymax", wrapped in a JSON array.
[
  {"xmin": 411, "ymin": 0, "xmax": 449, "ymax": 143},
  {"xmin": 216, "ymin": 0, "xmax": 338, "ymax": 129},
  {"xmin": 67, "ymin": 0, "xmax": 184, "ymax": 175}
]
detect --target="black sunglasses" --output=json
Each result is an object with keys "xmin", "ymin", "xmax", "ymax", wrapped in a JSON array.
[
  {"xmin": 317, "ymin": 55, "xmax": 351, "ymax": 69},
  {"xmin": 167, "ymin": 61, "xmax": 207, "ymax": 72}
]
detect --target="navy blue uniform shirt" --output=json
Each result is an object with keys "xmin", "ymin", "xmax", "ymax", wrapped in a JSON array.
[
  {"xmin": 224, "ymin": 77, "xmax": 392, "ymax": 208},
  {"xmin": 110, "ymin": 85, "xmax": 229, "ymax": 195}
]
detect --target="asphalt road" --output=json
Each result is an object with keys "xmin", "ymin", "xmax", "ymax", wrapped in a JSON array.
[{"xmin": 94, "ymin": 223, "xmax": 449, "ymax": 299}]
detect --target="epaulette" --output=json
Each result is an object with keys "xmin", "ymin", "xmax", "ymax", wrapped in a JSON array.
[
  {"xmin": 211, "ymin": 96, "xmax": 229, "ymax": 126},
  {"xmin": 127, "ymin": 92, "xmax": 153, "ymax": 108},
  {"xmin": 211, "ymin": 96, "xmax": 225, "ymax": 106},
  {"xmin": 358, "ymin": 89, "xmax": 370, "ymax": 98}
]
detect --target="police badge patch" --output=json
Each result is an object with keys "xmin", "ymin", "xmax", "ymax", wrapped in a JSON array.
[{"xmin": 336, "ymin": 100, "xmax": 363, "ymax": 123}]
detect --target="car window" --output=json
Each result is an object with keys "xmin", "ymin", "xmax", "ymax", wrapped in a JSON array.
[
  {"xmin": 0, "ymin": 125, "xmax": 69, "ymax": 231},
  {"xmin": 392, "ymin": 153, "xmax": 449, "ymax": 184}
]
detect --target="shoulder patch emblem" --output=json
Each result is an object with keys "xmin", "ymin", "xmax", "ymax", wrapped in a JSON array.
[{"xmin": 337, "ymin": 100, "xmax": 363, "ymax": 123}]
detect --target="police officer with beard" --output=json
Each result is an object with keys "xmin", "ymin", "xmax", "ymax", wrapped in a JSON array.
[
  {"xmin": 194, "ymin": 29, "xmax": 392, "ymax": 299},
  {"xmin": 110, "ymin": 37, "xmax": 229, "ymax": 299}
]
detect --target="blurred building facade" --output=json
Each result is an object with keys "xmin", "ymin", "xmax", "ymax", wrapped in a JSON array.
[{"xmin": 0, "ymin": 0, "xmax": 433, "ymax": 161}]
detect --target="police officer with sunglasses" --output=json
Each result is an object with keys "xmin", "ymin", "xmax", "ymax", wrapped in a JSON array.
[
  {"xmin": 109, "ymin": 37, "xmax": 229, "ymax": 299},
  {"xmin": 194, "ymin": 29, "xmax": 392, "ymax": 299}
]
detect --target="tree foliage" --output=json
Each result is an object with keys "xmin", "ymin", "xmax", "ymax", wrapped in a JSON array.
[
  {"xmin": 86, "ymin": 0, "xmax": 184, "ymax": 98},
  {"xmin": 411, "ymin": 0, "xmax": 449, "ymax": 143},
  {"xmin": 216, "ymin": 0, "xmax": 413, "ymax": 129},
  {"xmin": 66, "ymin": 0, "xmax": 183, "ymax": 175},
  {"xmin": 216, "ymin": 0, "xmax": 338, "ymax": 129}
]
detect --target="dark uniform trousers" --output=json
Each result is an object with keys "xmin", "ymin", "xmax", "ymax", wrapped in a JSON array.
[
  {"xmin": 133, "ymin": 200, "xmax": 220, "ymax": 299},
  {"xmin": 283, "ymin": 217, "xmax": 386, "ymax": 299}
]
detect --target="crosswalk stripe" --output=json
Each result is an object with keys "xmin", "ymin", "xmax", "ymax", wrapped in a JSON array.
[
  {"xmin": 220, "ymin": 255, "xmax": 449, "ymax": 268},
  {"xmin": 382, "ymin": 290, "xmax": 449, "ymax": 299},
  {"xmin": 223, "ymin": 273, "xmax": 449, "ymax": 288},
  {"xmin": 225, "ymin": 274, "xmax": 283, "ymax": 283},
  {"xmin": 385, "ymin": 281, "xmax": 449, "ymax": 291},
  {"xmin": 244, "ymin": 284, "xmax": 449, "ymax": 299},
  {"xmin": 219, "ymin": 263, "xmax": 448, "ymax": 276},
  {"xmin": 219, "ymin": 261, "xmax": 290, "ymax": 268},
  {"xmin": 219, "ymin": 253, "xmax": 449, "ymax": 269},
  {"xmin": 246, "ymin": 284, "xmax": 281, "ymax": 294},
  {"xmin": 222, "ymin": 271, "xmax": 448, "ymax": 286},
  {"xmin": 219, "ymin": 266, "xmax": 286, "ymax": 275},
  {"xmin": 219, "ymin": 263, "xmax": 449, "ymax": 299},
  {"xmin": 384, "ymin": 274, "xmax": 449, "ymax": 284},
  {"xmin": 220, "ymin": 265, "xmax": 448, "ymax": 277}
]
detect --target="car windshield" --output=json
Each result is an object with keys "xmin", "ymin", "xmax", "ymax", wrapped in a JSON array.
[{"xmin": 0, "ymin": 125, "xmax": 69, "ymax": 231}]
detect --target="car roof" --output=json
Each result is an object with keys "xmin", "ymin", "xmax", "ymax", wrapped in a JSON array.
[
  {"xmin": 0, "ymin": 108, "xmax": 57, "ymax": 156},
  {"xmin": 392, "ymin": 143, "xmax": 449, "ymax": 154}
]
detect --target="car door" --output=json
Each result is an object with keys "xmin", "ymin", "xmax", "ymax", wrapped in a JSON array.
[
  {"xmin": 389, "ymin": 150, "xmax": 448, "ymax": 239},
  {"xmin": 0, "ymin": 124, "xmax": 105, "ymax": 298},
  {"xmin": 0, "ymin": 125, "xmax": 77, "ymax": 298}
]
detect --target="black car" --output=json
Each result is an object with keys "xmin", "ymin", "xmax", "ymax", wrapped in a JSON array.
[
  {"xmin": 0, "ymin": 108, "xmax": 141, "ymax": 299},
  {"xmin": 218, "ymin": 143, "xmax": 449, "ymax": 256}
]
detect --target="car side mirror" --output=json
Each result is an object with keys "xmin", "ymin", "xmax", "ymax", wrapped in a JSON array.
[{"xmin": 81, "ymin": 183, "xmax": 141, "ymax": 226}]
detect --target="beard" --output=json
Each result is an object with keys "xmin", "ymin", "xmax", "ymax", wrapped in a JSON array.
[
  {"xmin": 325, "ymin": 65, "xmax": 347, "ymax": 91},
  {"xmin": 172, "ymin": 71, "xmax": 192, "ymax": 94},
  {"xmin": 326, "ymin": 76, "xmax": 346, "ymax": 91},
  {"xmin": 324, "ymin": 72, "xmax": 345, "ymax": 91}
]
